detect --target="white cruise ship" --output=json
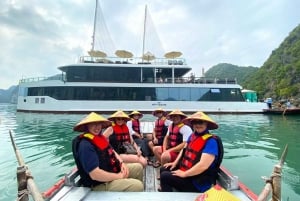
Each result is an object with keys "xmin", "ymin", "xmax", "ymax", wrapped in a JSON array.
[
  {"xmin": 16, "ymin": 1, "xmax": 268, "ymax": 114},
  {"xmin": 16, "ymin": 56, "xmax": 267, "ymax": 114}
]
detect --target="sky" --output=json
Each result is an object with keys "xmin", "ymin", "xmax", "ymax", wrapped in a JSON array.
[{"xmin": 0, "ymin": 0, "xmax": 300, "ymax": 89}]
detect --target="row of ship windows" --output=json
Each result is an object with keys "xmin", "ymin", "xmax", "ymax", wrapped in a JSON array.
[{"xmin": 26, "ymin": 87, "xmax": 245, "ymax": 102}]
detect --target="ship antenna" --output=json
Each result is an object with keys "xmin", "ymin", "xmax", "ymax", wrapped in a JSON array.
[
  {"xmin": 142, "ymin": 5, "xmax": 147, "ymax": 61},
  {"xmin": 91, "ymin": 0, "xmax": 98, "ymax": 51}
]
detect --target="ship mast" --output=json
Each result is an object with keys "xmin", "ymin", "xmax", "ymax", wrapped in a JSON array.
[
  {"xmin": 91, "ymin": 0, "xmax": 98, "ymax": 51},
  {"xmin": 142, "ymin": 5, "xmax": 147, "ymax": 61}
]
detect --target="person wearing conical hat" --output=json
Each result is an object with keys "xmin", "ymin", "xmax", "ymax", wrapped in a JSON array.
[
  {"xmin": 145, "ymin": 108, "xmax": 172, "ymax": 166},
  {"xmin": 127, "ymin": 111, "xmax": 144, "ymax": 145},
  {"xmin": 152, "ymin": 109, "xmax": 192, "ymax": 169},
  {"xmin": 72, "ymin": 112, "xmax": 144, "ymax": 192},
  {"xmin": 159, "ymin": 111, "xmax": 224, "ymax": 193},
  {"xmin": 103, "ymin": 110, "xmax": 147, "ymax": 168}
]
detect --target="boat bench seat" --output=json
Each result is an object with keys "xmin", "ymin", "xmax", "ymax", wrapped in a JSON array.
[
  {"xmin": 64, "ymin": 169, "xmax": 81, "ymax": 187},
  {"xmin": 217, "ymin": 170, "xmax": 239, "ymax": 191},
  {"xmin": 50, "ymin": 186, "xmax": 90, "ymax": 201}
]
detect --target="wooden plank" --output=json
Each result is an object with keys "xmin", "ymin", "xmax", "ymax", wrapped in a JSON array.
[{"xmin": 143, "ymin": 157, "xmax": 161, "ymax": 192}]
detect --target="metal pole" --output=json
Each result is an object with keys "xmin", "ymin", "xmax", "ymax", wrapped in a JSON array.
[
  {"xmin": 142, "ymin": 5, "xmax": 147, "ymax": 62},
  {"xmin": 91, "ymin": 0, "xmax": 98, "ymax": 51}
]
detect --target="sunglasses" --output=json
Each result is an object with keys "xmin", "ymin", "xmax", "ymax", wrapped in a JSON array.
[
  {"xmin": 115, "ymin": 118, "xmax": 125, "ymax": 121},
  {"xmin": 191, "ymin": 120, "xmax": 205, "ymax": 125}
]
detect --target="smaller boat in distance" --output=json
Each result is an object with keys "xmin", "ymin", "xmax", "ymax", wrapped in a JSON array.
[{"xmin": 263, "ymin": 107, "xmax": 300, "ymax": 115}]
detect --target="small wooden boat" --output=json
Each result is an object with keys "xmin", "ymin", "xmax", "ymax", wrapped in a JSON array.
[
  {"xmin": 10, "ymin": 123, "xmax": 288, "ymax": 201},
  {"xmin": 263, "ymin": 107, "xmax": 300, "ymax": 115}
]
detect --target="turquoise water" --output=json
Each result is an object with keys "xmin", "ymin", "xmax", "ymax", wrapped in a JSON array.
[{"xmin": 0, "ymin": 103, "xmax": 299, "ymax": 200}]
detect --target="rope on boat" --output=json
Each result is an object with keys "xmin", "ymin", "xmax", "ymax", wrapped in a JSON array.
[
  {"xmin": 17, "ymin": 189, "xmax": 30, "ymax": 201},
  {"xmin": 257, "ymin": 144, "xmax": 288, "ymax": 201}
]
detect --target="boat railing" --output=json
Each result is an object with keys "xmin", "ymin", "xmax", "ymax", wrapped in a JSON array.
[
  {"xmin": 78, "ymin": 55, "xmax": 187, "ymax": 66},
  {"xmin": 19, "ymin": 75, "xmax": 65, "ymax": 84},
  {"xmin": 19, "ymin": 75, "xmax": 237, "ymax": 85},
  {"xmin": 155, "ymin": 77, "xmax": 237, "ymax": 84}
]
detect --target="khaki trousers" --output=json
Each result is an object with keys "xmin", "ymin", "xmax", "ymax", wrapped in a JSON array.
[{"xmin": 92, "ymin": 163, "xmax": 144, "ymax": 192}]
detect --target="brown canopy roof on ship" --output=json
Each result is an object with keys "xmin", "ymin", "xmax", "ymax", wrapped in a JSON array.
[
  {"xmin": 88, "ymin": 50, "xmax": 107, "ymax": 57},
  {"xmin": 115, "ymin": 50, "xmax": 133, "ymax": 58},
  {"xmin": 164, "ymin": 51, "xmax": 182, "ymax": 59}
]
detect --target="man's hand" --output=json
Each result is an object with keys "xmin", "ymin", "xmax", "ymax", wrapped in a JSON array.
[{"xmin": 119, "ymin": 163, "xmax": 129, "ymax": 178}]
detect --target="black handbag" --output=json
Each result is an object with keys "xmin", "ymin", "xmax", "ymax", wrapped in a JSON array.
[{"xmin": 119, "ymin": 142, "xmax": 137, "ymax": 155}]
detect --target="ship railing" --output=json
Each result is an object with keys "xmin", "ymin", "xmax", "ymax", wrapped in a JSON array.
[
  {"xmin": 154, "ymin": 77, "xmax": 237, "ymax": 84},
  {"xmin": 19, "ymin": 75, "xmax": 64, "ymax": 84},
  {"xmin": 78, "ymin": 56, "xmax": 187, "ymax": 66}
]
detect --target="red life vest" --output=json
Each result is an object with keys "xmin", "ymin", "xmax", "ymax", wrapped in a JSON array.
[
  {"xmin": 72, "ymin": 133, "xmax": 121, "ymax": 187},
  {"xmin": 131, "ymin": 119, "xmax": 140, "ymax": 134},
  {"xmin": 179, "ymin": 133, "xmax": 213, "ymax": 171},
  {"xmin": 112, "ymin": 123, "xmax": 131, "ymax": 143},
  {"xmin": 168, "ymin": 123, "xmax": 184, "ymax": 148},
  {"xmin": 155, "ymin": 117, "xmax": 167, "ymax": 140},
  {"xmin": 109, "ymin": 123, "xmax": 132, "ymax": 153},
  {"xmin": 81, "ymin": 133, "xmax": 121, "ymax": 173}
]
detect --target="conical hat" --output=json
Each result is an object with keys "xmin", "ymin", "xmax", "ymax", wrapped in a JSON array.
[
  {"xmin": 73, "ymin": 112, "xmax": 112, "ymax": 132},
  {"xmin": 152, "ymin": 108, "xmax": 166, "ymax": 116},
  {"xmin": 108, "ymin": 110, "xmax": 130, "ymax": 121},
  {"xmin": 182, "ymin": 111, "xmax": 218, "ymax": 130},
  {"xmin": 129, "ymin": 110, "xmax": 143, "ymax": 118},
  {"xmin": 166, "ymin": 109, "xmax": 187, "ymax": 119}
]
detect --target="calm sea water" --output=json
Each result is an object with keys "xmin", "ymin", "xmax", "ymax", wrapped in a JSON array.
[{"xmin": 1, "ymin": 103, "xmax": 299, "ymax": 201}]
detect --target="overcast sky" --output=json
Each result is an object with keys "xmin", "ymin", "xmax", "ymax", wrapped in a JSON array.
[{"xmin": 1, "ymin": 0, "xmax": 299, "ymax": 89}]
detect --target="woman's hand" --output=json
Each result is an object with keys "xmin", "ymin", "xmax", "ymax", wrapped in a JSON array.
[
  {"xmin": 171, "ymin": 169, "xmax": 186, "ymax": 178},
  {"xmin": 163, "ymin": 162, "xmax": 176, "ymax": 170}
]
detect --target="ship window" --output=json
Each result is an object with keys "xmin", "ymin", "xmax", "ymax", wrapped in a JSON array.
[
  {"xmin": 41, "ymin": 98, "xmax": 45, "ymax": 103},
  {"xmin": 211, "ymin": 88, "xmax": 220, "ymax": 93},
  {"xmin": 168, "ymin": 88, "xmax": 179, "ymax": 101},
  {"xmin": 156, "ymin": 88, "xmax": 168, "ymax": 101},
  {"xmin": 191, "ymin": 88, "xmax": 209, "ymax": 101},
  {"xmin": 35, "ymin": 98, "xmax": 39, "ymax": 103},
  {"xmin": 179, "ymin": 88, "xmax": 190, "ymax": 101}
]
